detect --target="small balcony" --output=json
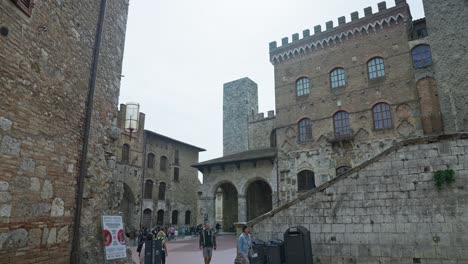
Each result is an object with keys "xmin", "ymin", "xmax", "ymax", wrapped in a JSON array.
[{"xmin": 327, "ymin": 129, "xmax": 354, "ymax": 144}]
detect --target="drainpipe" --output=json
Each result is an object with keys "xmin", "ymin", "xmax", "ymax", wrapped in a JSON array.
[{"xmin": 71, "ymin": 0, "xmax": 107, "ymax": 263}]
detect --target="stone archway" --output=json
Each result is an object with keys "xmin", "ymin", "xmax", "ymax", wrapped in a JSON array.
[
  {"xmin": 246, "ymin": 180, "xmax": 272, "ymax": 221},
  {"xmin": 157, "ymin": 210, "xmax": 164, "ymax": 226},
  {"xmin": 214, "ymin": 182, "xmax": 238, "ymax": 232},
  {"xmin": 121, "ymin": 183, "xmax": 136, "ymax": 229}
]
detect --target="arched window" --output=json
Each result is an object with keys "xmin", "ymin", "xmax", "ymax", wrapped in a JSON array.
[
  {"xmin": 297, "ymin": 170, "xmax": 315, "ymax": 191},
  {"xmin": 298, "ymin": 118, "xmax": 313, "ymax": 143},
  {"xmin": 147, "ymin": 153, "xmax": 155, "ymax": 168},
  {"xmin": 412, "ymin": 45, "xmax": 432, "ymax": 68},
  {"xmin": 172, "ymin": 210, "xmax": 179, "ymax": 225},
  {"xmin": 334, "ymin": 111, "xmax": 351, "ymax": 136},
  {"xmin": 143, "ymin": 209, "xmax": 152, "ymax": 228},
  {"xmin": 185, "ymin": 211, "xmax": 191, "ymax": 225},
  {"xmin": 296, "ymin": 77, "xmax": 310, "ymax": 96},
  {"xmin": 143, "ymin": 180, "xmax": 153, "ymax": 199},
  {"xmin": 160, "ymin": 156, "xmax": 167, "ymax": 171},
  {"xmin": 122, "ymin": 144, "xmax": 130, "ymax": 163},
  {"xmin": 373, "ymin": 103, "xmax": 392, "ymax": 129},
  {"xmin": 336, "ymin": 166, "xmax": 351, "ymax": 175},
  {"xmin": 158, "ymin": 182, "xmax": 166, "ymax": 200},
  {"xmin": 330, "ymin": 68, "xmax": 346, "ymax": 88},
  {"xmin": 173, "ymin": 167, "xmax": 179, "ymax": 182},
  {"xmin": 368, "ymin": 57, "xmax": 385, "ymax": 79}
]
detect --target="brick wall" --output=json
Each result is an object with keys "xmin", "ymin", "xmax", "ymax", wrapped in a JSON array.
[{"xmin": 250, "ymin": 135, "xmax": 468, "ymax": 262}]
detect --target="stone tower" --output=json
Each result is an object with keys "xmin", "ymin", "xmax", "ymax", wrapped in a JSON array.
[
  {"xmin": 423, "ymin": 0, "xmax": 468, "ymax": 133},
  {"xmin": 223, "ymin": 77, "xmax": 258, "ymax": 156}
]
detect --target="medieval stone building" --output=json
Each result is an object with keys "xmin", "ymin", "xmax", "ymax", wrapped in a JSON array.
[
  {"xmin": 115, "ymin": 104, "xmax": 204, "ymax": 231},
  {"xmin": 0, "ymin": 0, "xmax": 130, "ymax": 263},
  {"xmin": 141, "ymin": 130, "xmax": 204, "ymax": 229},
  {"xmin": 197, "ymin": 0, "xmax": 468, "ymax": 262}
]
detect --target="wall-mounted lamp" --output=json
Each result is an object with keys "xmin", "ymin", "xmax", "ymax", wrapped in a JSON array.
[{"xmin": 125, "ymin": 102, "xmax": 139, "ymax": 141}]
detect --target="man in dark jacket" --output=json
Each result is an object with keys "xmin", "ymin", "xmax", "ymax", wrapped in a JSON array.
[{"xmin": 199, "ymin": 223, "xmax": 217, "ymax": 264}]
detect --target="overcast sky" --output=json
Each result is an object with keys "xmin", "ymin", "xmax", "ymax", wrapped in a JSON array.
[{"xmin": 120, "ymin": 0, "xmax": 425, "ymax": 163}]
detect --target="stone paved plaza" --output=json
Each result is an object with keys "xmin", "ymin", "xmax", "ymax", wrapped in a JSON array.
[{"xmin": 131, "ymin": 234, "xmax": 238, "ymax": 264}]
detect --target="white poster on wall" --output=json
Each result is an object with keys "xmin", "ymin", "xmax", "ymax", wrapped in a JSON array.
[{"xmin": 102, "ymin": 215, "xmax": 127, "ymax": 260}]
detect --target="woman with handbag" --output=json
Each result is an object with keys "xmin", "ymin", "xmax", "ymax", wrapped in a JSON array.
[{"xmin": 237, "ymin": 225, "xmax": 255, "ymax": 264}]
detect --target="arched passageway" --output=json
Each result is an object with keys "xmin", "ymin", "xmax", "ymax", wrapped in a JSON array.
[
  {"xmin": 120, "ymin": 183, "xmax": 136, "ymax": 228},
  {"xmin": 214, "ymin": 182, "xmax": 238, "ymax": 232},
  {"xmin": 246, "ymin": 180, "xmax": 272, "ymax": 221}
]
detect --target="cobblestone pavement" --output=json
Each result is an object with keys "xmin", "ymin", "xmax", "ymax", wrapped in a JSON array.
[{"xmin": 130, "ymin": 234, "xmax": 238, "ymax": 264}]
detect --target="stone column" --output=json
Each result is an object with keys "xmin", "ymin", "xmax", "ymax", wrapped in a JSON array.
[{"xmin": 237, "ymin": 195, "xmax": 247, "ymax": 223}]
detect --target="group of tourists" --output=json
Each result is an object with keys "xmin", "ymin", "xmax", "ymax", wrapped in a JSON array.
[{"xmin": 136, "ymin": 223, "xmax": 256, "ymax": 264}]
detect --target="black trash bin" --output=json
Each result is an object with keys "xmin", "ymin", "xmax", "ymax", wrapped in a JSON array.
[
  {"xmin": 283, "ymin": 226, "xmax": 312, "ymax": 264},
  {"xmin": 250, "ymin": 239, "xmax": 267, "ymax": 264},
  {"xmin": 266, "ymin": 239, "xmax": 285, "ymax": 264}
]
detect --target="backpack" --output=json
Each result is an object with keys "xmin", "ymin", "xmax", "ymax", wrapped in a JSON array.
[{"xmin": 144, "ymin": 239, "xmax": 163, "ymax": 264}]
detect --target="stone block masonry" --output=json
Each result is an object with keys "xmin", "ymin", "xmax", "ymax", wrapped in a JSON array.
[
  {"xmin": 423, "ymin": 0, "xmax": 468, "ymax": 133},
  {"xmin": 223, "ymin": 78, "xmax": 259, "ymax": 156},
  {"xmin": 249, "ymin": 134, "xmax": 468, "ymax": 262},
  {"xmin": 0, "ymin": 0, "xmax": 130, "ymax": 263}
]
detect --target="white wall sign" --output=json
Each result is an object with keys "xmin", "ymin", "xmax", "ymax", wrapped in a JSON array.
[{"xmin": 102, "ymin": 215, "xmax": 127, "ymax": 260}]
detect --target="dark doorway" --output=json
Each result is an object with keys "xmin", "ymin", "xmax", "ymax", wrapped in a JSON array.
[
  {"xmin": 214, "ymin": 182, "xmax": 238, "ymax": 232},
  {"xmin": 157, "ymin": 210, "xmax": 164, "ymax": 226},
  {"xmin": 121, "ymin": 183, "xmax": 136, "ymax": 228},
  {"xmin": 185, "ymin": 211, "xmax": 191, "ymax": 225},
  {"xmin": 142, "ymin": 209, "xmax": 152, "ymax": 228},
  {"xmin": 246, "ymin": 180, "xmax": 273, "ymax": 221},
  {"xmin": 172, "ymin": 210, "xmax": 178, "ymax": 225}
]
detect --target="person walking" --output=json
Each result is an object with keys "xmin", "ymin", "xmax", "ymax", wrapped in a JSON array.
[
  {"xmin": 237, "ymin": 225, "xmax": 252, "ymax": 264},
  {"xmin": 199, "ymin": 223, "xmax": 217, "ymax": 264},
  {"xmin": 156, "ymin": 231, "xmax": 168, "ymax": 264}
]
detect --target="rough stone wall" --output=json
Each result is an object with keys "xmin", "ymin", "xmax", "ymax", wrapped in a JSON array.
[
  {"xmin": 223, "ymin": 78, "xmax": 258, "ymax": 156},
  {"xmin": 251, "ymin": 136, "xmax": 468, "ymax": 263},
  {"xmin": 248, "ymin": 114, "xmax": 276, "ymax": 150},
  {"xmin": 113, "ymin": 104, "xmax": 146, "ymax": 231},
  {"xmin": 197, "ymin": 160, "xmax": 277, "ymax": 225},
  {"xmin": 271, "ymin": 2, "xmax": 425, "ymax": 204},
  {"xmin": 143, "ymin": 132, "xmax": 201, "ymax": 227},
  {"xmin": 0, "ymin": 0, "xmax": 129, "ymax": 263},
  {"xmin": 423, "ymin": 0, "xmax": 468, "ymax": 133}
]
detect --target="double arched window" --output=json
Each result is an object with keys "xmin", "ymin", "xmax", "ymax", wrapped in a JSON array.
[
  {"xmin": 333, "ymin": 111, "xmax": 351, "ymax": 136},
  {"xmin": 297, "ymin": 170, "xmax": 315, "ymax": 191},
  {"xmin": 296, "ymin": 77, "xmax": 310, "ymax": 96},
  {"xmin": 368, "ymin": 57, "xmax": 385, "ymax": 79},
  {"xmin": 412, "ymin": 45, "xmax": 432, "ymax": 68},
  {"xmin": 298, "ymin": 118, "xmax": 313, "ymax": 143},
  {"xmin": 372, "ymin": 103, "xmax": 392, "ymax": 129},
  {"xmin": 330, "ymin": 68, "xmax": 346, "ymax": 88}
]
